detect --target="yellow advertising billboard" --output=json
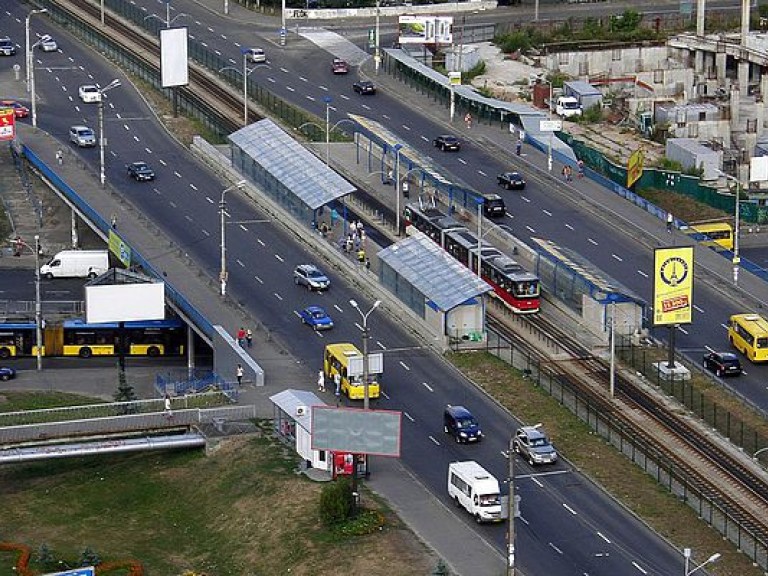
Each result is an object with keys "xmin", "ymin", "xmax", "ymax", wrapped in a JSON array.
[
  {"xmin": 108, "ymin": 230, "xmax": 132, "ymax": 268},
  {"xmin": 627, "ymin": 148, "xmax": 644, "ymax": 188},
  {"xmin": 653, "ymin": 247, "xmax": 694, "ymax": 326},
  {"xmin": 0, "ymin": 108, "xmax": 16, "ymax": 141}
]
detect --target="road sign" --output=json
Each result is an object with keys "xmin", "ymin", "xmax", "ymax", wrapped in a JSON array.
[
  {"xmin": 539, "ymin": 119, "xmax": 562, "ymax": 132},
  {"xmin": 45, "ymin": 567, "xmax": 95, "ymax": 576}
]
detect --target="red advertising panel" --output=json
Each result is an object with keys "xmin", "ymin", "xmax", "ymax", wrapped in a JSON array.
[{"xmin": 0, "ymin": 108, "xmax": 16, "ymax": 141}]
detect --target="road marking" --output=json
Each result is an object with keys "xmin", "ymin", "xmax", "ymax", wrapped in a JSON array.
[
  {"xmin": 565, "ymin": 223, "xmax": 574, "ymax": 230},
  {"xmin": 588, "ymin": 238, "xmax": 598, "ymax": 245},
  {"xmin": 637, "ymin": 270, "xmax": 648, "ymax": 278},
  {"xmin": 239, "ymin": 224, "xmax": 248, "ymax": 231},
  {"xmin": 286, "ymin": 86, "xmax": 295, "ymax": 92},
  {"xmin": 403, "ymin": 412, "xmax": 414, "ymax": 422},
  {"xmin": 340, "ymin": 94, "xmax": 350, "ymax": 101},
  {"xmin": 169, "ymin": 201, "xmax": 177, "ymax": 208},
  {"xmin": 201, "ymin": 229, "xmax": 210, "ymax": 237},
  {"xmin": 306, "ymin": 95, "xmax": 316, "ymax": 102},
  {"xmin": 420, "ymin": 135, "xmax": 429, "ymax": 142},
  {"xmin": 377, "ymin": 341, "xmax": 386, "ymax": 350},
  {"xmin": 422, "ymin": 381, "xmax": 433, "ymax": 392},
  {"xmin": 677, "ymin": 326, "xmax": 689, "ymax": 334},
  {"xmin": 257, "ymin": 239, "xmax": 265, "ymax": 247},
  {"xmin": 145, "ymin": 147, "xmax": 152, "ymax": 154},
  {"xmin": 381, "ymin": 391, "xmax": 390, "ymax": 399},
  {"xmin": 254, "ymin": 275, "xmax": 263, "ymax": 284},
  {"xmin": 159, "ymin": 159, "xmax": 167, "ymax": 166},
  {"xmin": 478, "ymin": 169, "xmax": 487, "ymax": 177},
  {"xmin": 274, "ymin": 254, "xmax": 284, "ymax": 262},
  {"xmin": 399, "ymin": 361, "xmax": 410, "ymax": 371},
  {"xmin": 314, "ymin": 331, "xmax": 325, "ymax": 338},
  {"xmin": 458, "ymin": 158, "xmax": 467, "ymax": 165},
  {"xmin": 236, "ymin": 259, "xmax": 245, "ymax": 268},
  {"xmin": 205, "ymin": 196, "xmax": 214, "ymax": 204},
  {"xmin": 190, "ymin": 183, "xmax": 198, "ymax": 191},
  {"xmin": 361, "ymin": 104, "xmax": 371, "ymax": 111},
  {"xmin": 319, "ymin": 85, "xmax": 328, "ymax": 91},
  {"xmin": 298, "ymin": 76, "xmax": 308, "ymax": 82},
  {"xmin": 207, "ymin": 26, "xmax": 214, "ymax": 32},
  {"xmin": 521, "ymin": 196, "xmax": 531, "ymax": 203},
  {"xmin": 526, "ymin": 225, "xmax": 536, "ymax": 233},
  {"xmin": 333, "ymin": 304, "xmax": 343, "ymax": 313},
  {"xmin": 273, "ymin": 293, "xmax": 283, "ymax": 301},
  {"xmin": 267, "ymin": 77, "xmax": 276, "ymax": 83},
  {"xmin": 549, "ymin": 543, "xmax": 563, "ymax": 555},
  {"xmin": 279, "ymin": 67, "xmax": 289, "ymax": 73},
  {"xmin": 429, "ymin": 436, "xmax": 440, "ymax": 446},
  {"xmin": 632, "ymin": 562, "xmax": 648, "ymax": 574},
  {"xmin": 563, "ymin": 503, "xmax": 577, "ymax": 515},
  {"xmin": 354, "ymin": 322, "xmax": 364, "ymax": 332},
  {"xmin": 597, "ymin": 531, "xmax": 612, "ymax": 544},
  {"xmin": 612, "ymin": 254, "xmax": 623, "ymax": 262},
  {"xmin": 174, "ymin": 170, "xmax": 182, "ymax": 178},
  {"xmin": 542, "ymin": 209, "xmax": 552, "ymax": 217},
  {"xmin": 220, "ymin": 34, "xmax": 228, "ymax": 40},
  {"xmin": 693, "ymin": 304, "xmax": 704, "ymax": 313},
  {"xmin": 184, "ymin": 215, "xmax": 193, "ymax": 222},
  {"xmin": 531, "ymin": 476, "xmax": 543, "ymax": 488}
]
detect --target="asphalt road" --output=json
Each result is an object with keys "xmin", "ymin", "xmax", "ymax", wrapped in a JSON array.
[{"xmin": 0, "ymin": 1, "xmax": 735, "ymax": 573}]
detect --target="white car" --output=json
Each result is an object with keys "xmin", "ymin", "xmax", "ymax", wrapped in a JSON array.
[
  {"xmin": 244, "ymin": 47, "xmax": 266, "ymax": 64},
  {"xmin": 78, "ymin": 85, "xmax": 101, "ymax": 103},
  {"xmin": 39, "ymin": 37, "xmax": 58, "ymax": 52}
]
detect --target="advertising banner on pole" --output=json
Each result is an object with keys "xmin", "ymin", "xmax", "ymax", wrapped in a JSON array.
[
  {"xmin": 627, "ymin": 148, "xmax": 644, "ymax": 188},
  {"xmin": 0, "ymin": 108, "xmax": 16, "ymax": 141},
  {"xmin": 653, "ymin": 246, "xmax": 694, "ymax": 326}
]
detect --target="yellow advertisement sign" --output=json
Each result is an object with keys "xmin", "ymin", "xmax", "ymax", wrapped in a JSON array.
[
  {"xmin": 108, "ymin": 230, "xmax": 132, "ymax": 268},
  {"xmin": 653, "ymin": 247, "xmax": 694, "ymax": 326},
  {"xmin": 627, "ymin": 148, "xmax": 644, "ymax": 188}
]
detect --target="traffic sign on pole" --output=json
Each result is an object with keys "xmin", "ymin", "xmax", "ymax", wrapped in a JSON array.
[{"xmin": 45, "ymin": 567, "xmax": 95, "ymax": 576}]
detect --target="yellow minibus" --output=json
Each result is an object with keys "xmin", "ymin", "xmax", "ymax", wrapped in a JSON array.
[
  {"xmin": 324, "ymin": 343, "xmax": 380, "ymax": 400},
  {"xmin": 728, "ymin": 314, "xmax": 768, "ymax": 362},
  {"xmin": 689, "ymin": 222, "xmax": 733, "ymax": 251}
]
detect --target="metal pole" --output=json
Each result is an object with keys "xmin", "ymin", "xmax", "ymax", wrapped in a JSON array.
[
  {"xmin": 395, "ymin": 147, "xmax": 401, "ymax": 234},
  {"xmin": 101, "ymin": 0, "xmax": 105, "ymax": 24},
  {"xmin": 30, "ymin": 45, "xmax": 37, "ymax": 127},
  {"xmin": 98, "ymin": 98, "xmax": 105, "ymax": 185},
  {"xmin": 476, "ymin": 200, "xmax": 482, "ymax": 277},
  {"xmin": 325, "ymin": 101, "xmax": 330, "ymax": 166},
  {"xmin": 548, "ymin": 81, "xmax": 553, "ymax": 172},
  {"xmin": 609, "ymin": 300, "xmax": 616, "ymax": 397},
  {"xmin": 374, "ymin": 0, "xmax": 381, "ymax": 74},
  {"xmin": 35, "ymin": 235, "xmax": 42, "ymax": 372},
  {"xmin": 362, "ymin": 317, "xmax": 370, "ymax": 410},
  {"xmin": 220, "ymin": 189, "xmax": 227, "ymax": 296},
  {"xmin": 166, "ymin": 1, "xmax": 171, "ymax": 27},
  {"xmin": 224, "ymin": 0, "xmax": 229, "ymax": 15},
  {"xmin": 243, "ymin": 53, "xmax": 248, "ymax": 126},
  {"xmin": 281, "ymin": 0, "xmax": 287, "ymax": 45},
  {"xmin": 25, "ymin": 15, "xmax": 31, "ymax": 92},
  {"xmin": 733, "ymin": 177, "xmax": 741, "ymax": 285},
  {"xmin": 507, "ymin": 434, "xmax": 515, "ymax": 576}
]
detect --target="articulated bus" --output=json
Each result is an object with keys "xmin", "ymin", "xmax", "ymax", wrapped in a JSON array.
[
  {"xmin": 728, "ymin": 314, "xmax": 768, "ymax": 363},
  {"xmin": 688, "ymin": 222, "xmax": 734, "ymax": 251},
  {"xmin": 323, "ymin": 343, "xmax": 380, "ymax": 400},
  {"xmin": 403, "ymin": 203, "xmax": 540, "ymax": 313},
  {"xmin": 0, "ymin": 318, "xmax": 185, "ymax": 359}
]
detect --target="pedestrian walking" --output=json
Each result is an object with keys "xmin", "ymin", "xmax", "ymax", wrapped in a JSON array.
[
  {"xmin": 236, "ymin": 327, "xmax": 246, "ymax": 347},
  {"xmin": 13, "ymin": 236, "xmax": 23, "ymax": 257},
  {"xmin": 577, "ymin": 159, "xmax": 585, "ymax": 178},
  {"xmin": 164, "ymin": 394, "xmax": 173, "ymax": 419},
  {"xmin": 349, "ymin": 221, "xmax": 357, "ymax": 237},
  {"xmin": 565, "ymin": 166, "xmax": 573, "ymax": 182},
  {"xmin": 55, "ymin": 150, "xmax": 63, "ymax": 165},
  {"xmin": 317, "ymin": 369, "xmax": 325, "ymax": 392},
  {"xmin": 666, "ymin": 212, "xmax": 674, "ymax": 234},
  {"xmin": 357, "ymin": 248, "xmax": 366, "ymax": 265},
  {"xmin": 334, "ymin": 372, "xmax": 341, "ymax": 397},
  {"xmin": 110, "ymin": 213, "xmax": 117, "ymax": 229},
  {"xmin": 515, "ymin": 139, "xmax": 522, "ymax": 156},
  {"xmin": 345, "ymin": 235, "xmax": 353, "ymax": 253},
  {"xmin": 464, "ymin": 113, "xmax": 472, "ymax": 129},
  {"xmin": 245, "ymin": 328, "xmax": 253, "ymax": 348},
  {"xmin": 236, "ymin": 363, "xmax": 244, "ymax": 386}
]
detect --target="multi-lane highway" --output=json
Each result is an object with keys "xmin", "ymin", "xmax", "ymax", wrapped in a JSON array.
[{"xmin": 1, "ymin": 0, "xmax": 752, "ymax": 573}]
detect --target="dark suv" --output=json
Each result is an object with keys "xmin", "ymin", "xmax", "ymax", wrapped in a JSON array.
[
  {"xmin": 127, "ymin": 161, "xmax": 155, "ymax": 181},
  {"xmin": 433, "ymin": 135, "xmax": 460, "ymax": 152},
  {"xmin": 513, "ymin": 425, "xmax": 557, "ymax": 465},
  {"xmin": 703, "ymin": 351, "xmax": 742, "ymax": 377},
  {"xmin": 443, "ymin": 405, "xmax": 483, "ymax": 443},
  {"xmin": 482, "ymin": 194, "xmax": 506, "ymax": 218},
  {"xmin": 497, "ymin": 171, "xmax": 526, "ymax": 190}
]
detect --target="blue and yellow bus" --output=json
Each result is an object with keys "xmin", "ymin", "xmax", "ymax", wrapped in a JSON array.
[{"xmin": 0, "ymin": 318, "xmax": 185, "ymax": 359}]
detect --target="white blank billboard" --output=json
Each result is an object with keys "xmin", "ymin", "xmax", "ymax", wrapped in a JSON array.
[
  {"xmin": 160, "ymin": 27, "xmax": 189, "ymax": 88},
  {"xmin": 85, "ymin": 283, "xmax": 166, "ymax": 323}
]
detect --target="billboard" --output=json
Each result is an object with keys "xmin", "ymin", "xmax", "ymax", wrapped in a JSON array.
[
  {"xmin": 85, "ymin": 283, "xmax": 165, "ymax": 323},
  {"xmin": 398, "ymin": 16, "xmax": 453, "ymax": 45},
  {"xmin": 627, "ymin": 148, "xmax": 644, "ymax": 188},
  {"xmin": 311, "ymin": 406, "xmax": 401, "ymax": 457},
  {"xmin": 0, "ymin": 108, "xmax": 15, "ymax": 141},
  {"xmin": 160, "ymin": 27, "xmax": 189, "ymax": 88},
  {"xmin": 653, "ymin": 246, "xmax": 694, "ymax": 326}
]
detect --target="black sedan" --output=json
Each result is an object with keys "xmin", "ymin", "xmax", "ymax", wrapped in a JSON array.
[
  {"xmin": 127, "ymin": 161, "xmax": 156, "ymax": 182},
  {"xmin": 0, "ymin": 366, "xmax": 16, "ymax": 381},
  {"xmin": 703, "ymin": 351, "xmax": 742, "ymax": 377},
  {"xmin": 352, "ymin": 80, "xmax": 376, "ymax": 95},
  {"xmin": 497, "ymin": 171, "xmax": 526, "ymax": 190},
  {"xmin": 433, "ymin": 135, "xmax": 461, "ymax": 152}
]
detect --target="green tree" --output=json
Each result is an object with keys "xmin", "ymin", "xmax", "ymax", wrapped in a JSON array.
[{"xmin": 319, "ymin": 477, "xmax": 355, "ymax": 526}]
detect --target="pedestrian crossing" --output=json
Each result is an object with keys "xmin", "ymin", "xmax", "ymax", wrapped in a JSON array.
[{"xmin": 298, "ymin": 28, "xmax": 372, "ymax": 66}]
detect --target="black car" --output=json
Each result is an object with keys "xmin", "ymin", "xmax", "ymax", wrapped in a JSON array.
[
  {"xmin": 127, "ymin": 161, "xmax": 155, "ymax": 182},
  {"xmin": 497, "ymin": 171, "xmax": 526, "ymax": 190},
  {"xmin": 433, "ymin": 135, "xmax": 461, "ymax": 152},
  {"xmin": 703, "ymin": 351, "xmax": 742, "ymax": 377},
  {"xmin": 0, "ymin": 37, "xmax": 16, "ymax": 56},
  {"xmin": 352, "ymin": 80, "xmax": 376, "ymax": 95},
  {"xmin": 0, "ymin": 366, "xmax": 16, "ymax": 381},
  {"xmin": 481, "ymin": 193, "xmax": 506, "ymax": 218},
  {"xmin": 443, "ymin": 405, "xmax": 483, "ymax": 443}
]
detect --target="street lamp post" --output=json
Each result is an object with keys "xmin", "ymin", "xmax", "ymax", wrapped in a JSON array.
[
  {"xmin": 506, "ymin": 434, "xmax": 516, "ymax": 576},
  {"xmin": 374, "ymin": 0, "xmax": 381, "ymax": 74},
  {"xmin": 219, "ymin": 180, "xmax": 247, "ymax": 297},
  {"xmin": 34, "ymin": 234, "xmax": 42, "ymax": 372},
  {"xmin": 324, "ymin": 96, "xmax": 333, "ymax": 166},
  {"xmin": 718, "ymin": 170, "xmax": 742, "ymax": 285},
  {"xmin": 394, "ymin": 143, "xmax": 404, "ymax": 234},
  {"xmin": 683, "ymin": 548, "xmax": 721, "ymax": 575},
  {"xmin": 29, "ymin": 34, "xmax": 51, "ymax": 128},
  {"xmin": 25, "ymin": 9, "xmax": 47, "ymax": 93},
  {"xmin": 476, "ymin": 197, "xmax": 483, "ymax": 277},
  {"xmin": 349, "ymin": 299, "xmax": 380, "ymax": 410},
  {"xmin": 97, "ymin": 79, "xmax": 122, "ymax": 186}
]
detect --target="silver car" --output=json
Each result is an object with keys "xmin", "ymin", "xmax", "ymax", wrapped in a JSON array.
[
  {"xmin": 69, "ymin": 125, "xmax": 96, "ymax": 147},
  {"xmin": 513, "ymin": 425, "xmax": 558, "ymax": 465},
  {"xmin": 293, "ymin": 264, "xmax": 330, "ymax": 291}
]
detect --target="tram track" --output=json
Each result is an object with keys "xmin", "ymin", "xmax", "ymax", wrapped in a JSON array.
[{"xmin": 489, "ymin": 305, "xmax": 768, "ymax": 543}]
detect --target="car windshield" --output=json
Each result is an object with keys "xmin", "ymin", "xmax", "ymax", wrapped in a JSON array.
[
  {"xmin": 311, "ymin": 310, "xmax": 325, "ymax": 319},
  {"xmin": 530, "ymin": 437, "xmax": 549, "ymax": 447},
  {"xmin": 478, "ymin": 494, "xmax": 500, "ymax": 507},
  {"xmin": 307, "ymin": 270, "xmax": 323, "ymax": 278},
  {"xmin": 456, "ymin": 417, "xmax": 476, "ymax": 429},
  {"xmin": 563, "ymin": 101, "xmax": 580, "ymax": 109}
]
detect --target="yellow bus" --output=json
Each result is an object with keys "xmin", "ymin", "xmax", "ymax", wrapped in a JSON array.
[
  {"xmin": 324, "ymin": 343, "xmax": 380, "ymax": 400},
  {"xmin": 689, "ymin": 222, "xmax": 733, "ymax": 251},
  {"xmin": 728, "ymin": 314, "xmax": 768, "ymax": 362}
]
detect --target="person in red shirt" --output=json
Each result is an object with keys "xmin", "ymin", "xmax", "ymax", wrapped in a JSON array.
[{"xmin": 236, "ymin": 327, "xmax": 246, "ymax": 347}]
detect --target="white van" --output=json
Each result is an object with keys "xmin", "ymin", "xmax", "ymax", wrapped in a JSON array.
[
  {"xmin": 40, "ymin": 250, "xmax": 109, "ymax": 279},
  {"xmin": 447, "ymin": 460, "xmax": 503, "ymax": 523},
  {"xmin": 555, "ymin": 96, "xmax": 582, "ymax": 118}
]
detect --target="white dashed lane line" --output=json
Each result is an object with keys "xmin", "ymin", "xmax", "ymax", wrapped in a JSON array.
[
  {"xmin": 587, "ymin": 238, "xmax": 598, "ymax": 245},
  {"xmin": 565, "ymin": 223, "xmax": 574, "ymax": 230},
  {"xmin": 422, "ymin": 382, "xmax": 433, "ymax": 392},
  {"xmin": 637, "ymin": 270, "xmax": 648, "ymax": 278},
  {"xmin": 612, "ymin": 254, "xmax": 623, "ymax": 262},
  {"xmin": 399, "ymin": 361, "xmax": 410, "ymax": 371}
]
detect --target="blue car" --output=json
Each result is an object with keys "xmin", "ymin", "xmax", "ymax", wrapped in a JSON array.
[
  {"xmin": 299, "ymin": 306, "xmax": 334, "ymax": 331},
  {"xmin": 0, "ymin": 366, "xmax": 16, "ymax": 381}
]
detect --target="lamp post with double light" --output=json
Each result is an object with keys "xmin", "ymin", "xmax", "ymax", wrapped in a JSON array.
[
  {"xmin": 29, "ymin": 33, "xmax": 51, "ymax": 128},
  {"xmin": 717, "ymin": 169, "xmax": 742, "ymax": 285},
  {"xmin": 219, "ymin": 180, "xmax": 247, "ymax": 297},
  {"xmin": 34, "ymin": 234, "xmax": 42, "ymax": 372},
  {"xmin": 98, "ymin": 79, "xmax": 122, "ymax": 186},
  {"xmin": 26, "ymin": 8, "xmax": 47, "ymax": 93},
  {"xmin": 683, "ymin": 549, "xmax": 721, "ymax": 576},
  {"xmin": 219, "ymin": 57, "xmax": 267, "ymax": 127},
  {"xmin": 393, "ymin": 143, "xmax": 404, "ymax": 234},
  {"xmin": 349, "ymin": 299, "xmax": 380, "ymax": 410}
]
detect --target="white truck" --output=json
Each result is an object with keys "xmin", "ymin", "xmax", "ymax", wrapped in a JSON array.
[
  {"xmin": 555, "ymin": 96, "xmax": 582, "ymax": 118},
  {"xmin": 40, "ymin": 250, "xmax": 109, "ymax": 279},
  {"xmin": 447, "ymin": 460, "xmax": 503, "ymax": 523}
]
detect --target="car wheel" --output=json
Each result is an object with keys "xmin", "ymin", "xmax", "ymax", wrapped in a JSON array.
[
  {"xmin": 528, "ymin": 455, "xmax": 535, "ymax": 466},
  {"xmin": 294, "ymin": 277, "xmax": 300, "ymax": 285},
  {"xmin": 513, "ymin": 442, "xmax": 520, "ymax": 454},
  {"xmin": 703, "ymin": 360, "xmax": 708, "ymax": 370},
  {"xmin": 147, "ymin": 346, "xmax": 160, "ymax": 357},
  {"xmin": 454, "ymin": 496, "xmax": 461, "ymax": 508},
  {"xmin": 0, "ymin": 374, "xmax": 9, "ymax": 382},
  {"xmin": 455, "ymin": 434, "xmax": 461, "ymax": 443},
  {"xmin": 45, "ymin": 273, "xmax": 54, "ymax": 280},
  {"xmin": 475, "ymin": 514, "xmax": 482, "ymax": 524},
  {"xmin": 79, "ymin": 347, "xmax": 93, "ymax": 359},
  {"xmin": 307, "ymin": 283, "xmax": 312, "ymax": 291},
  {"xmin": 0, "ymin": 348, "xmax": 9, "ymax": 359},
  {"xmin": 444, "ymin": 425, "xmax": 449, "ymax": 434}
]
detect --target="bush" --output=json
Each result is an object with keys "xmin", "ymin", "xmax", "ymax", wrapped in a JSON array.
[{"xmin": 319, "ymin": 477, "xmax": 355, "ymax": 526}]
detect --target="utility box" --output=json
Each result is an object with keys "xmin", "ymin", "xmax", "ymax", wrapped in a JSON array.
[
  {"xmin": 563, "ymin": 80, "xmax": 602, "ymax": 111},
  {"xmin": 665, "ymin": 138, "xmax": 723, "ymax": 180}
]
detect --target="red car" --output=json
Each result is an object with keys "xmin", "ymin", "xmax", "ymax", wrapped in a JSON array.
[
  {"xmin": 0, "ymin": 100, "xmax": 29, "ymax": 118},
  {"xmin": 332, "ymin": 58, "xmax": 349, "ymax": 74}
]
